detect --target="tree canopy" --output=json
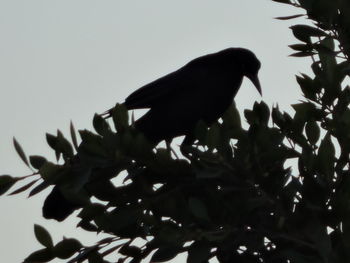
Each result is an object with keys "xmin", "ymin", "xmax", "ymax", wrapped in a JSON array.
[{"xmin": 2, "ymin": 0, "xmax": 350, "ymax": 262}]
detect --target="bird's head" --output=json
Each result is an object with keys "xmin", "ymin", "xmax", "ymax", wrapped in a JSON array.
[
  {"xmin": 237, "ymin": 48, "xmax": 262, "ymax": 95},
  {"xmin": 226, "ymin": 48, "xmax": 262, "ymax": 95}
]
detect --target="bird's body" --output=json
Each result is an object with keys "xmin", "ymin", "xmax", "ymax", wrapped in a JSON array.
[
  {"xmin": 43, "ymin": 47, "xmax": 261, "ymax": 221},
  {"xmin": 123, "ymin": 48, "xmax": 261, "ymax": 144}
]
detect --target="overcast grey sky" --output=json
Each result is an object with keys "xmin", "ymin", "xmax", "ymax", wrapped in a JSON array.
[{"xmin": 0, "ymin": 1, "xmax": 310, "ymax": 262}]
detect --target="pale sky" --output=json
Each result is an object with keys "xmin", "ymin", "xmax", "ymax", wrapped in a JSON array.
[{"xmin": 0, "ymin": 1, "xmax": 310, "ymax": 262}]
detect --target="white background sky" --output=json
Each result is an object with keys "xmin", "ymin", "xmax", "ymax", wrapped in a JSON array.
[{"xmin": 0, "ymin": 1, "xmax": 311, "ymax": 262}]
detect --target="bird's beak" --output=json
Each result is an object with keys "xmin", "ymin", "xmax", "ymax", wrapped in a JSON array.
[{"xmin": 246, "ymin": 73, "xmax": 262, "ymax": 96}]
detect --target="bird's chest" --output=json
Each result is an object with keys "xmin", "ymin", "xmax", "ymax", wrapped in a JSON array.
[
  {"xmin": 195, "ymin": 74, "xmax": 242, "ymax": 122},
  {"xmin": 200, "ymin": 75, "xmax": 241, "ymax": 103}
]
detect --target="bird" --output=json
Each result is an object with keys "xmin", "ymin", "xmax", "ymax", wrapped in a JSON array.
[
  {"xmin": 105, "ymin": 47, "xmax": 261, "ymax": 146},
  {"xmin": 43, "ymin": 47, "xmax": 262, "ymax": 221}
]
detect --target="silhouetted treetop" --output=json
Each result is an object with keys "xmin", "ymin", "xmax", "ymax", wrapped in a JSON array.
[{"xmin": 2, "ymin": 1, "xmax": 350, "ymax": 262}]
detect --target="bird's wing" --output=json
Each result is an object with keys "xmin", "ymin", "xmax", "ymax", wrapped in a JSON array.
[
  {"xmin": 124, "ymin": 54, "xmax": 215, "ymax": 110},
  {"xmin": 124, "ymin": 69, "xmax": 186, "ymax": 109}
]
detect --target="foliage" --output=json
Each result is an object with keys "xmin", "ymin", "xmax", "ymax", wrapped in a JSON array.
[{"xmin": 2, "ymin": 0, "xmax": 350, "ymax": 262}]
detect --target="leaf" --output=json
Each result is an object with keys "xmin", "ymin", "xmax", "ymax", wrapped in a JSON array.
[
  {"xmin": 187, "ymin": 241, "xmax": 211, "ymax": 263},
  {"xmin": 87, "ymin": 252, "xmax": 105, "ymax": 263},
  {"xmin": 57, "ymin": 130, "xmax": 74, "ymax": 159},
  {"xmin": 0, "ymin": 175, "xmax": 17, "ymax": 196},
  {"xmin": 272, "ymin": 106, "xmax": 285, "ymax": 128},
  {"xmin": 188, "ymin": 197, "xmax": 210, "ymax": 221},
  {"xmin": 275, "ymin": 14, "xmax": 305, "ymax": 20},
  {"xmin": 53, "ymin": 238, "xmax": 82, "ymax": 259},
  {"xmin": 46, "ymin": 133, "xmax": 58, "ymax": 150},
  {"xmin": 290, "ymin": 25, "xmax": 327, "ymax": 43},
  {"xmin": 39, "ymin": 162, "xmax": 61, "ymax": 183},
  {"xmin": 318, "ymin": 134, "xmax": 335, "ymax": 162},
  {"xmin": 319, "ymin": 39, "xmax": 336, "ymax": 64},
  {"xmin": 101, "ymin": 244, "xmax": 124, "ymax": 257},
  {"xmin": 112, "ymin": 104, "xmax": 129, "ymax": 132},
  {"xmin": 305, "ymin": 121, "xmax": 320, "ymax": 145},
  {"xmin": 29, "ymin": 155, "xmax": 47, "ymax": 170},
  {"xmin": 8, "ymin": 179, "xmax": 38, "ymax": 195},
  {"xmin": 290, "ymin": 51, "xmax": 316, "ymax": 57},
  {"xmin": 46, "ymin": 133, "xmax": 61, "ymax": 161},
  {"xmin": 317, "ymin": 134, "xmax": 335, "ymax": 178},
  {"xmin": 272, "ymin": 0, "xmax": 291, "ymax": 4},
  {"xmin": 253, "ymin": 101, "xmax": 270, "ymax": 125},
  {"xmin": 296, "ymin": 74, "xmax": 317, "ymax": 100},
  {"xmin": 70, "ymin": 121, "xmax": 79, "ymax": 151},
  {"xmin": 311, "ymin": 61, "xmax": 323, "ymax": 76},
  {"xmin": 78, "ymin": 203, "xmax": 105, "ymax": 220},
  {"xmin": 79, "ymin": 130, "xmax": 107, "ymax": 158},
  {"xmin": 292, "ymin": 103, "xmax": 313, "ymax": 134},
  {"xmin": 151, "ymin": 246, "xmax": 182, "ymax": 263},
  {"xmin": 93, "ymin": 113, "xmax": 111, "ymax": 136},
  {"xmin": 292, "ymin": 102, "xmax": 318, "ymax": 122},
  {"xmin": 119, "ymin": 245, "xmax": 142, "ymax": 257},
  {"xmin": 244, "ymin": 109, "xmax": 257, "ymax": 125},
  {"xmin": 315, "ymin": 42, "xmax": 335, "ymax": 55},
  {"xmin": 34, "ymin": 224, "xmax": 54, "ymax": 248},
  {"xmin": 289, "ymin": 43, "xmax": 312, "ymax": 52},
  {"xmin": 13, "ymin": 137, "xmax": 30, "ymax": 168},
  {"xmin": 24, "ymin": 248, "xmax": 54, "ymax": 262},
  {"xmin": 78, "ymin": 220, "xmax": 98, "ymax": 232},
  {"xmin": 29, "ymin": 181, "xmax": 49, "ymax": 197},
  {"xmin": 47, "ymin": 130, "xmax": 74, "ymax": 161}
]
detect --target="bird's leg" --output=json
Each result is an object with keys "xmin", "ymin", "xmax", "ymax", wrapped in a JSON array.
[{"xmin": 166, "ymin": 139, "xmax": 179, "ymax": 159}]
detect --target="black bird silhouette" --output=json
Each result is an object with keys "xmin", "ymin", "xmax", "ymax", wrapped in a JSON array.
[
  {"xmin": 108, "ymin": 47, "xmax": 261, "ymax": 145},
  {"xmin": 43, "ymin": 47, "xmax": 261, "ymax": 221}
]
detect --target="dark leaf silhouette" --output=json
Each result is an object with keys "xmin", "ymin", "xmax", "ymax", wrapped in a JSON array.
[
  {"xmin": 13, "ymin": 137, "xmax": 30, "ymax": 168},
  {"xmin": 34, "ymin": 224, "xmax": 53, "ymax": 248}
]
